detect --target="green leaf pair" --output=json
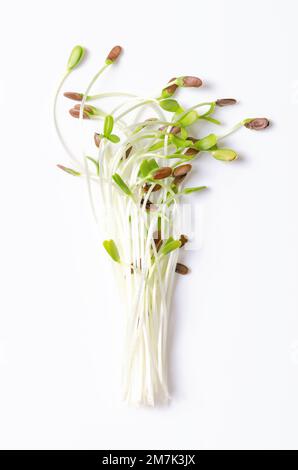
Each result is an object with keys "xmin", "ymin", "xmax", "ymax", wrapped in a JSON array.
[
  {"xmin": 103, "ymin": 239, "xmax": 120, "ymax": 263},
  {"xmin": 103, "ymin": 115, "xmax": 120, "ymax": 143}
]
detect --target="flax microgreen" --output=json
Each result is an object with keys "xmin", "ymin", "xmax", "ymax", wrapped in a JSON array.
[{"xmin": 55, "ymin": 44, "xmax": 270, "ymax": 407}]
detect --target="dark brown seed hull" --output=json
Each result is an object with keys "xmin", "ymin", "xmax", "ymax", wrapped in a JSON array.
[
  {"xmin": 175, "ymin": 263, "xmax": 189, "ymax": 275},
  {"xmin": 69, "ymin": 108, "xmax": 89, "ymax": 119},
  {"xmin": 143, "ymin": 183, "xmax": 162, "ymax": 193},
  {"xmin": 163, "ymin": 77, "xmax": 178, "ymax": 96},
  {"xmin": 159, "ymin": 125, "xmax": 181, "ymax": 135},
  {"xmin": 244, "ymin": 118, "xmax": 269, "ymax": 130},
  {"xmin": 74, "ymin": 104, "xmax": 94, "ymax": 114},
  {"xmin": 153, "ymin": 167, "xmax": 172, "ymax": 180},
  {"xmin": 179, "ymin": 234, "xmax": 188, "ymax": 247},
  {"xmin": 64, "ymin": 92, "xmax": 83, "ymax": 101},
  {"xmin": 173, "ymin": 175, "xmax": 186, "ymax": 186},
  {"xmin": 216, "ymin": 98, "xmax": 237, "ymax": 107},
  {"xmin": 125, "ymin": 146, "xmax": 132, "ymax": 158},
  {"xmin": 184, "ymin": 148, "xmax": 199, "ymax": 156},
  {"xmin": 173, "ymin": 164, "xmax": 192, "ymax": 177},
  {"xmin": 183, "ymin": 76, "xmax": 202, "ymax": 87},
  {"xmin": 107, "ymin": 45, "xmax": 122, "ymax": 62},
  {"xmin": 94, "ymin": 133, "xmax": 101, "ymax": 148}
]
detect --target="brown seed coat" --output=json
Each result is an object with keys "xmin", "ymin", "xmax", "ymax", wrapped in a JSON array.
[
  {"xmin": 64, "ymin": 92, "xmax": 83, "ymax": 101},
  {"xmin": 94, "ymin": 133, "xmax": 101, "ymax": 148},
  {"xmin": 153, "ymin": 167, "xmax": 172, "ymax": 180},
  {"xmin": 244, "ymin": 118, "xmax": 269, "ymax": 130},
  {"xmin": 175, "ymin": 263, "xmax": 189, "ymax": 275},
  {"xmin": 173, "ymin": 164, "xmax": 192, "ymax": 177},
  {"xmin": 163, "ymin": 77, "xmax": 178, "ymax": 96},
  {"xmin": 125, "ymin": 146, "xmax": 132, "ymax": 158},
  {"xmin": 216, "ymin": 98, "xmax": 237, "ymax": 107},
  {"xmin": 143, "ymin": 183, "xmax": 162, "ymax": 193},
  {"xmin": 173, "ymin": 174, "xmax": 186, "ymax": 186},
  {"xmin": 184, "ymin": 148, "xmax": 199, "ymax": 156},
  {"xmin": 74, "ymin": 104, "xmax": 94, "ymax": 114},
  {"xmin": 183, "ymin": 76, "xmax": 202, "ymax": 87},
  {"xmin": 106, "ymin": 45, "xmax": 122, "ymax": 62},
  {"xmin": 69, "ymin": 108, "xmax": 89, "ymax": 119},
  {"xmin": 179, "ymin": 234, "xmax": 188, "ymax": 247},
  {"xmin": 159, "ymin": 125, "xmax": 181, "ymax": 135}
]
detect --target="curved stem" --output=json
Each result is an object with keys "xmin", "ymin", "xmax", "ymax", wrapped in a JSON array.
[
  {"xmin": 53, "ymin": 70, "xmax": 81, "ymax": 168},
  {"xmin": 87, "ymin": 92, "xmax": 137, "ymax": 101},
  {"xmin": 79, "ymin": 64, "xmax": 111, "ymax": 223}
]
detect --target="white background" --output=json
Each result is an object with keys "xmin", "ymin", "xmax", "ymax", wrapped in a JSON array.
[{"xmin": 0, "ymin": 0, "xmax": 298, "ymax": 450}]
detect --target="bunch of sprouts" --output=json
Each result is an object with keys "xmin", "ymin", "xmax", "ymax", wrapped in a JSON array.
[{"xmin": 54, "ymin": 45, "xmax": 269, "ymax": 406}]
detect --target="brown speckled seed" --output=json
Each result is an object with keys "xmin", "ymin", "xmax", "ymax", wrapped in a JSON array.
[
  {"xmin": 175, "ymin": 263, "xmax": 189, "ymax": 275},
  {"xmin": 173, "ymin": 164, "xmax": 192, "ymax": 177},
  {"xmin": 153, "ymin": 167, "xmax": 172, "ymax": 180}
]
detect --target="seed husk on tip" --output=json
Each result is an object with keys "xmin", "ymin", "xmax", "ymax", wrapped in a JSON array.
[
  {"xmin": 173, "ymin": 174, "xmax": 186, "ymax": 186},
  {"xmin": 173, "ymin": 164, "xmax": 192, "ymax": 177},
  {"xmin": 182, "ymin": 76, "xmax": 202, "ymax": 88},
  {"xmin": 153, "ymin": 230, "xmax": 163, "ymax": 252},
  {"xmin": 184, "ymin": 147, "xmax": 199, "ymax": 156},
  {"xmin": 179, "ymin": 234, "xmax": 188, "ymax": 247},
  {"xmin": 143, "ymin": 183, "xmax": 162, "ymax": 193},
  {"xmin": 155, "ymin": 239, "xmax": 163, "ymax": 252},
  {"xmin": 94, "ymin": 133, "xmax": 101, "ymax": 148},
  {"xmin": 184, "ymin": 137, "xmax": 199, "ymax": 156},
  {"xmin": 64, "ymin": 92, "xmax": 83, "ymax": 101},
  {"xmin": 74, "ymin": 103, "xmax": 95, "ymax": 114},
  {"xmin": 244, "ymin": 118, "xmax": 269, "ymax": 130},
  {"xmin": 152, "ymin": 167, "xmax": 172, "ymax": 180},
  {"xmin": 175, "ymin": 262, "xmax": 189, "ymax": 275},
  {"xmin": 153, "ymin": 230, "xmax": 161, "ymax": 241},
  {"xmin": 130, "ymin": 258, "xmax": 142, "ymax": 274},
  {"xmin": 125, "ymin": 146, "xmax": 132, "ymax": 158},
  {"xmin": 159, "ymin": 125, "xmax": 181, "ymax": 135},
  {"xmin": 162, "ymin": 77, "xmax": 178, "ymax": 97},
  {"xmin": 140, "ymin": 198, "xmax": 156, "ymax": 211},
  {"xmin": 57, "ymin": 164, "xmax": 81, "ymax": 176},
  {"xmin": 69, "ymin": 108, "xmax": 89, "ymax": 119},
  {"xmin": 106, "ymin": 45, "xmax": 122, "ymax": 63},
  {"xmin": 216, "ymin": 98, "xmax": 237, "ymax": 107}
]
